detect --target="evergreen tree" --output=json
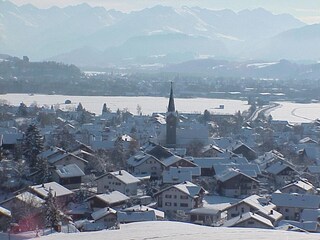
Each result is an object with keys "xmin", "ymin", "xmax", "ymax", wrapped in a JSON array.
[
  {"xmin": 23, "ymin": 124, "xmax": 44, "ymax": 168},
  {"xmin": 44, "ymin": 189, "xmax": 61, "ymax": 231},
  {"xmin": 76, "ymin": 102, "xmax": 83, "ymax": 112},
  {"xmin": 17, "ymin": 102, "xmax": 28, "ymax": 116},
  {"xmin": 102, "ymin": 103, "xmax": 110, "ymax": 114}
]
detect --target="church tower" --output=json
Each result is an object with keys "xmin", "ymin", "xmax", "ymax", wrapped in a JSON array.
[{"xmin": 166, "ymin": 82, "xmax": 177, "ymax": 147}]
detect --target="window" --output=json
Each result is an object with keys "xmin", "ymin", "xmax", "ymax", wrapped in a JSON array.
[
  {"xmin": 180, "ymin": 203, "xmax": 188, "ymax": 207},
  {"xmin": 285, "ymin": 209, "xmax": 289, "ymax": 213},
  {"xmin": 241, "ymin": 208, "xmax": 244, "ymax": 213},
  {"xmin": 174, "ymin": 203, "xmax": 177, "ymax": 207},
  {"xmin": 108, "ymin": 176, "xmax": 112, "ymax": 179},
  {"xmin": 174, "ymin": 195, "xmax": 177, "ymax": 199},
  {"xmin": 180, "ymin": 195, "xmax": 188, "ymax": 200},
  {"xmin": 165, "ymin": 194, "xmax": 172, "ymax": 198},
  {"xmin": 165, "ymin": 202, "xmax": 172, "ymax": 206},
  {"xmin": 248, "ymin": 221, "xmax": 255, "ymax": 225}
]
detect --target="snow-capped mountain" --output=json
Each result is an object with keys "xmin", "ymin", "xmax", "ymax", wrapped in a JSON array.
[{"xmin": 0, "ymin": 0, "xmax": 314, "ymax": 66}]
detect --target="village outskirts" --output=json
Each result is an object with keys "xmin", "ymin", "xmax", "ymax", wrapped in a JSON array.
[{"xmin": 1, "ymin": 82, "xmax": 320, "ymax": 236}]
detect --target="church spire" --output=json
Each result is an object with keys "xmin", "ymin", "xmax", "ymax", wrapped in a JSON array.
[{"xmin": 168, "ymin": 82, "xmax": 175, "ymax": 112}]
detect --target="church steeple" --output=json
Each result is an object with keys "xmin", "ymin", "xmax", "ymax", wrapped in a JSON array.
[
  {"xmin": 166, "ymin": 82, "xmax": 177, "ymax": 147},
  {"xmin": 168, "ymin": 82, "xmax": 175, "ymax": 112}
]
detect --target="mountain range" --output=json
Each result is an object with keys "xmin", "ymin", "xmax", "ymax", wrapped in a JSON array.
[{"xmin": 0, "ymin": 0, "xmax": 319, "ymax": 68}]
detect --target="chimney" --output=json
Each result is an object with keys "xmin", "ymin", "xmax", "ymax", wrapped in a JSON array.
[
  {"xmin": 270, "ymin": 210, "xmax": 273, "ymax": 215},
  {"xmin": 119, "ymin": 170, "xmax": 122, "ymax": 175}
]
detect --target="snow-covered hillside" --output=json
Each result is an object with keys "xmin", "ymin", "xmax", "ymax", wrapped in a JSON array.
[{"xmin": 36, "ymin": 221, "xmax": 319, "ymax": 240}]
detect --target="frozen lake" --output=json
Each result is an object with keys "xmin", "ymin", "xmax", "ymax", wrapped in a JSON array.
[
  {"xmin": 270, "ymin": 102, "xmax": 320, "ymax": 123},
  {"xmin": 0, "ymin": 94, "xmax": 249, "ymax": 116},
  {"xmin": 0, "ymin": 94, "xmax": 319, "ymax": 123}
]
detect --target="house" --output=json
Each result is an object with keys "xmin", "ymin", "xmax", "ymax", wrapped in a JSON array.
[
  {"xmin": 280, "ymin": 180, "xmax": 316, "ymax": 195},
  {"xmin": 278, "ymin": 220, "xmax": 320, "ymax": 233},
  {"xmin": 123, "ymin": 205, "xmax": 165, "ymax": 220},
  {"xmin": 127, "ymin": 152, "xmax": 164, "ymax": 178},
  {"xmin": 188, "ymin": 203, "xmax": 230, "ymax": 226},
  {"xmin": 223, "ymin": 212, "xmax": 274, "ymax": 229},
  {"xmin": 117, "ymin": 210, "xmax": 156, "ymax": 223},
  {"xmin": 91, "ymin": 207, "xmax": 117, "ymax": 229},
  {"xmin": 0, "ymin": 206, "xmax": 11, "ymax": 231},
  {"xmin": 95, "ymin": 170, "xmax": 140, "ymax": 195},
  {"xmin": 191, "ymin": 156, "xmax": 249, "ymax": 177},
  {"xmin": 162, "ymin": 155, "xmax": 201, "ymax": 177},
  {"xmin": 265, "ymin": 162, "xmax": 298, "ymax": 187},
  {"xmin": 216, "ymin": 169, "xmax": 260, "ymax": 198},
  {"xmin": 0, "ymin": 192, "xmax": 45, "ymax": 231},
  {"xmin": 86, "ymin": 191, "xmax": 130, "ymax": 210},
  {"xmin": 29, "ymin": 181, "xmax": 74, "ymax": 206},
  {"xmin": 47, "ymin": 152, "xmax": 88, "ymax": 172},
  {"xmin": 271, "ymin": 192, "xmax": 320, "ymax": 221},
  {"xmin": 231, "ymin": 143, "xmax": 257, "ymax": 161},
  {"xmin": 200, "ymin": 144, "xmax": 224, "ymax": 157},
  {"xmin": 154, "ymin": 181, "xmax": 206, "ymax": 215},
  {"xmin": 52, "ymin": 164, "xmax": 85, "ymax": 189},
  {"xmin": 162, "ymin": 167, "xmax": 192, "ymax": 184},
  {"xmin": 224, "ymin": 194, "xmax": 282, "ymax": 225}
]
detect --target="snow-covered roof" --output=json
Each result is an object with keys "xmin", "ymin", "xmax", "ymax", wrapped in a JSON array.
[
  {"xmin": 279, "ymin": 220, "xmax": 319, "ymax": 232},
  {"xmin": 214, "ymin": 164, "xmax": 261, "ymax": 178},
  {"xmin": 216, "ymin": 169, "xmax": 259, "ymax": 183},
  {"xmin": 88, "ymin": 191, "xmax": 130, "ymax": 205},
  {"xmin": 191, "ymin": 157, "xmax": 248, "ymax": 168},
  {"xmin": 271, "ymin": 192, "xmax": 320, "ymax": 209},
  {"xmin": 223, "ymin": 212, "xmax": 274, "ymax": 228},
  {"xmin": 91, "ymin": 207, "xmax": 117, "ymax": 221},
  {"xmin": 299, "ymin": 137, "xmax": 318, "ymax": 144},
  {"xmin": 226, "ymin": 194, "xmax": 282, "ymax": 222},
  {"xmin": 47, "ymin": 152, "xmax": 88, "ymax": 165},
  {"xmin": 16, "ymin": 191, "xmax": 45, "ymax": 208},
  {"xmin": 117, "ymin": 210, "xmax": 156, "ymax": 223},
  {"xmin": 265, "ymin": 162, "xmax": 296, "ymax": 175},
  {"xmin": 280, "ymin": 180, "xmax": 314, "ymax": 192},
  {"xmin": 30, "ymin": 181, "xmax": 73, "ymax": 198},
  {"xmin": 127, "ymin": 152, "xmax": 162, "ymax": 167},
  {"xmin": 96, "ymin": 170, "xmax": 140, "ymax": 185},
  {"xmin": 38, "ymin": 147, "xmax": 65, "ymax": 159},
  {"xmin": 0, "ymin": 206, "xmax": 11, "ymax": 217},
  {"xmin": 55, "ymin": 164, "xmax": 85, "ymax": 178},
  {"xmin": 162, "ymin": 167, "xmax": 192, "ymax": 184},
  {"xmin": 123, "ymin": 205, "xmax": 165, "ymax": 219}
]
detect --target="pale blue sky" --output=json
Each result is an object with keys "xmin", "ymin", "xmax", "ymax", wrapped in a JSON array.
[{"xmin": 9, "ymin": 0, "xmax": 320, "ymax": 24}]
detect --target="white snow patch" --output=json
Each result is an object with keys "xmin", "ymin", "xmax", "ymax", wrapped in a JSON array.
[
  {"xmin": 36, "ymin": 221, "xmax": 320, "ymax": 240},
  {"xmin": 246, "ymin": 62, "xmax": 279, "ymax": 69}
]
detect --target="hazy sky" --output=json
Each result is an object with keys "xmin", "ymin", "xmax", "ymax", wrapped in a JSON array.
[{"xmin": 9, "ymin": 0, "xmax": 320, "ymax": 24}]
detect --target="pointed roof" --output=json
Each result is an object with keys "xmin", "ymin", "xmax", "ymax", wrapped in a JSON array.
[{"xmin": 168, "ymin": 82, "xmax": 175, "ymax": 112}]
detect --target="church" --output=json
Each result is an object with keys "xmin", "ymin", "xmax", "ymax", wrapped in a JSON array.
[{"xmin": 156, "ymin": 83, "xmax": 210, "ymax": 148}]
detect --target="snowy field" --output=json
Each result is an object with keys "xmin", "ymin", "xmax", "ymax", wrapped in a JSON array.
[
  {"xmin": 269, "ymin": 102, "xmax": 320, "ymax": 123},
  {"xmin": 0, "ymin": 94, "xmax": 249, "ymax": 115},
  {"xmin": 25, "ymin": 221, "xmax": 320, "ymax": 240}
]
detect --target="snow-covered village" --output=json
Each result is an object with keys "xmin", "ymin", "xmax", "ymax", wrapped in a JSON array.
[{"xmin": 1, "ymin": 83, "xmax": 320, "ymax": 240}]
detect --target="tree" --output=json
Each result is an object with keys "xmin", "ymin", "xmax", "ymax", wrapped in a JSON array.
[
  {"xmin": 136, "ymin": 104, "xmax": 142, "ymax": 116},
  {"xmin": 102, "ymin": 103, "xmax": 110, "ymax": 114},
  {"xmin": 17, "ymin": 102, "xmax": 28, "ymax": 117},
  {"xmin": 76, "ymin": 102, "xmax": 83, "ymax": 112},
  {"xmin": 23, "ymin": 124, "xmax": 44, "ymax": 168},
  {"xmin": 44, "ymin": 189, "xmax": 61, "ymax": 232}
]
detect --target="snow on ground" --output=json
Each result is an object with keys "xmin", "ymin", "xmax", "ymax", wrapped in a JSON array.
[
  {"xmin": 32, "ymin": 221, "xmax": 320, "ymax": 240},
  {"xmin": 270, "ymin": 102, "xmax": 320, "ymax": 123},
  {"xmin": 0, "ymin": 94, "xmax": 249, "ymax": 115}
]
